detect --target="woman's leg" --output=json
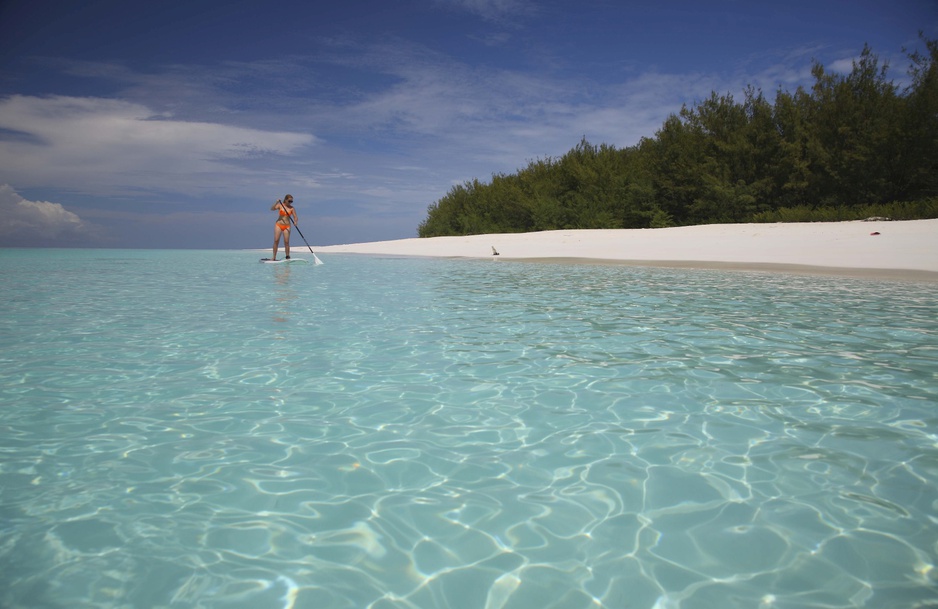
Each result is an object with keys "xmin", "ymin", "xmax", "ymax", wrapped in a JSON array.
[
  {"xmin": 272, "ymin": 226, "xmax": 283, "ymax": 259},
  {"xmin": 283, "ymin": 229, "xmax": 291, "ymax": 258}
]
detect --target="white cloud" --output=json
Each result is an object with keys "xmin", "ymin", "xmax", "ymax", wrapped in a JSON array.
[
  {"xmin": 0, "ymin": 184, "xmax": 96, "ymax": 241},
  {"xmin": 829, "ymin": 58, "xmax": 858, "ymax": 74},
  {"xmin": 322, "ymin": 41, "xmax": 719, "ymax": 168},
  {"xmin": 435, "ymin": 0, "xmax": 532, "ymax": 21},
  {"xmin": 0, "ymin": 95, "xmax": 316, "ymax": 196}
]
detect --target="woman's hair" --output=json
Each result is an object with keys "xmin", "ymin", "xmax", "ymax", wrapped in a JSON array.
[{"xmin": 284, "ymin": 194, "xmax": 294, "ymax": 203}]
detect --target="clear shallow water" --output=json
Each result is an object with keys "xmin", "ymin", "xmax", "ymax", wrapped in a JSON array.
[{"xmin": 1, "ymin": 248, "xmax": 937, "ymax": 609}]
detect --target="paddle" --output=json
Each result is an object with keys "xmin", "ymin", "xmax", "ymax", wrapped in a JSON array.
[{"xmin": 280, "ymin": 200, "xmax": 323, "ymax": 265}]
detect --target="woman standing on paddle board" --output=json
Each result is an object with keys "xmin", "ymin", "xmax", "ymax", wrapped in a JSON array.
[{"xmin": 270, "ymin": 195, "xmax": 297, "ymax": 260}]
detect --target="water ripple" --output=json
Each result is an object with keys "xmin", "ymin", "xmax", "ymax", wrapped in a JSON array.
[{"xmin": 1, "ymin": 251, "xmax": 937, "ymax": 608}]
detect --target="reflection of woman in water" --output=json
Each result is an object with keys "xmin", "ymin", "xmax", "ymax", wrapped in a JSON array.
[
  {"xmin": 270, "ymin": 195, "xmax": 297, "ymax": 261},
  {"xmin": 272, "ymin": 265, "xmax": 296, "ymax": 325}
]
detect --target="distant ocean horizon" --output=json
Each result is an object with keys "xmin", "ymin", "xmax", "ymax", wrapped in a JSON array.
[{"xmin": 2, "ymin": 248, "xmax": 937, "ymax": 609}]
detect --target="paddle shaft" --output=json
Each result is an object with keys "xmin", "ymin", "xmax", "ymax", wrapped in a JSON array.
[{"xmin": 279, "ymin": 200, "xmax": 315, "ymax": 255}]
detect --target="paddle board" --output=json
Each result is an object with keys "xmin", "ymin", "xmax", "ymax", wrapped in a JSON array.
[{"xmin": 260, "ymin": 258, "xmax": 309, "ymax": 264}]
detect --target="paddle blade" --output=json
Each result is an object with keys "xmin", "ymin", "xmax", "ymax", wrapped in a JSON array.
[{"xmin": 313, "ymin": 254, "xmax": 324, "ymax": 265}]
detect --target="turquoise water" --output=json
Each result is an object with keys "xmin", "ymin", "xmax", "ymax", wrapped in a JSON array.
[{"xmin": 1, "ymin": 248, "xmax": 937, "ymax": 609}]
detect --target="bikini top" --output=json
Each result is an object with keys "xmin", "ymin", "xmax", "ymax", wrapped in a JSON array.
[{"xmin": 279, "ymin": 205, "xmax": 295, "ymax": 217}]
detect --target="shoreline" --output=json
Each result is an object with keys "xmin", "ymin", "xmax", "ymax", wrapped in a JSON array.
[
  {"xmin": 305, "ymin": 219, "xmax": 938, "ymax": 281},
  {"xmin": 509, "ymin": 258, "xmax": 938, "ymax": 282},
  {"xmin": 314, "ymin": 253, "xmax": 938, "ymax": 282}
]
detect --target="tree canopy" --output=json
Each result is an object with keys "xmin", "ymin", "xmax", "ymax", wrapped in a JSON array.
[{"xmin": 418, "ymin": 38, "xmax": 938, "ymax": 237}]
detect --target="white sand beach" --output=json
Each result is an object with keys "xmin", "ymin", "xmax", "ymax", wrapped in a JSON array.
[{"xmin": 312, "ymin": 219, "xmax": 938, "ymax": 280}]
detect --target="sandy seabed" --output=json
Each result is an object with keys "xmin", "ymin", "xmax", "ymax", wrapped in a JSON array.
[{"xmin": 307, "ymin": 219, "xmax": 938, "ymax": 281}]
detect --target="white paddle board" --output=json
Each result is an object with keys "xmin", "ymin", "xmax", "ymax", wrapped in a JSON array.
[{"xmin": 260, "ymin": 258, "xmax": 309, "ymax": 264}]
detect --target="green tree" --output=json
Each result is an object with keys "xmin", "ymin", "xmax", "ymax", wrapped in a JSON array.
[
  {"xmin": 645, "ymin": 113, "xmax": 705, "ymax": 224},
  {"xmin": 807, "ymin": 46, "xmax": 902, "ymax": 206},
  {"xmin": 773, "ymin": 86, "xmax": 818, "ymax": 207},
  {"xmin": 680, "ymin": 88, "xmax": 779, "ymax": 222},
  {"xmin": 899, "ymin": 34, "xmax": 938, "ymax": 199}
]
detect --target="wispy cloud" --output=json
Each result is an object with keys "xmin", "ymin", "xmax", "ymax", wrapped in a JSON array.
[
  {"xmin": 0, "ymin": 183, "xmax": 100, "ymax": 245},
  {"xmin": 0, "ymin": 95, "xmax": 316, "ymax": 196},
  {"xmin": 433, "ymin": 0, "xmax": 533, "ymax": 21}
]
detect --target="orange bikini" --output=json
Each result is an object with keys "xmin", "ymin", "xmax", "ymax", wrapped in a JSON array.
[{"xmin": 276, "ymin": 205, "xmax": 295, "ymax": 230}]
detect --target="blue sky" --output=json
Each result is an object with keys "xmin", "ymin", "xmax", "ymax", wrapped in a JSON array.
[{"xmin": 1, "ymin": 0, "xmax": 935, "ymax": 248}]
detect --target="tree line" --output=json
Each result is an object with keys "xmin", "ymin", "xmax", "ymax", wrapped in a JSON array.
[{"xmin": 418, "ymin": 38, "xmax": 938, "ymax": 237}]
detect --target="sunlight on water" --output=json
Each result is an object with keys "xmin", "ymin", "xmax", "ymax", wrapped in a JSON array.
[{"xmin": 1, "ymin": 249, "xmax": 937, "ymax": 609}]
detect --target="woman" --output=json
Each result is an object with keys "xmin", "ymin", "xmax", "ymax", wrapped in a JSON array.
[{"xmin": 270, "ymin": 195, "xmax": 297, "ymax": 260}]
